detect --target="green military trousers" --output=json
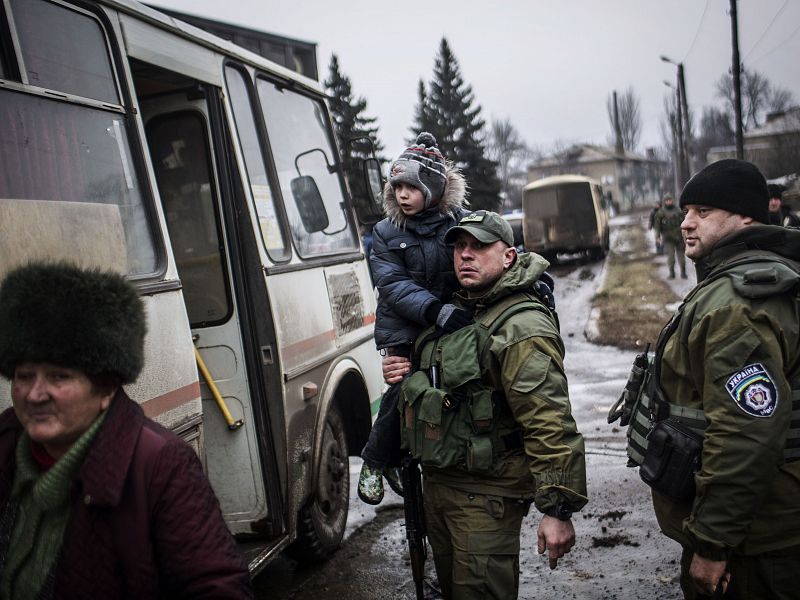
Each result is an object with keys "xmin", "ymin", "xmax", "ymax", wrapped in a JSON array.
[
  {"xmin": 424, "ymin": 478, "xmax": 529, "ymax": 600},
  {"xmin": 664, "ymin": 238, "xmax": 686, "ymax": 277},
  {"xmin": 679, "ymin": 544, "xmax": 800, "ymax": 600}
]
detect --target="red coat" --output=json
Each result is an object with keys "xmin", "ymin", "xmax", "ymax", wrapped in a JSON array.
[{"xmin": 0, "ymin": 390, "xmax": 253, "ymax": 599}]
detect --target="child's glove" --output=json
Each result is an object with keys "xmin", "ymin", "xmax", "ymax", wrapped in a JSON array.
[{"xmin": 426, "ymin": 302, "xmax": 473, "ymax": 333}]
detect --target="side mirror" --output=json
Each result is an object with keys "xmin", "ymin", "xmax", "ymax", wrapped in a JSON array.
[{"xmin": 290, "ymin": 175, "xmax": 329, "ymax": 233}]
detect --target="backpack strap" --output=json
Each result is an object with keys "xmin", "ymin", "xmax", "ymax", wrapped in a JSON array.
[{"xmin": 476, "ymin": 292, "xmax": 554, "ymax": 362}]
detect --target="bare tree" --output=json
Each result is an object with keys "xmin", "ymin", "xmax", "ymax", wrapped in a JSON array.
[
  {"xmin": 486, "ymin": 118, "xmax": 537, "ymax": 212},
  {"xmin": 767, "ymin": 85, "xmax": 795, "ymax": 114},
  {"xmin": 715, "ymin": 67, "xmax": 796, "ymax": 130},
  {"xmin": 695, "ymin": 106, "xmax": 734, "ymax": 166},
  {"xmin": 606, "ymin": 87, "xmax": 642, "ymax": 152}
]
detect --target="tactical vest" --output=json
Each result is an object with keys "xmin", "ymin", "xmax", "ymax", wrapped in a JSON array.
[
  {"xmin": 400, "ymin": 292, "xmax": 554, "ymax": 473},
  {"xmin": 616, "ymin": 252, "xmax": 800, "ymax": 466},
  {"xmin": 658, "ymin": 208, "xmax": 684, "ymax": 243}
]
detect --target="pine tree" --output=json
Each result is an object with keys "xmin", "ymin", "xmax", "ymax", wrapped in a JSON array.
[
  {"xmin": 411, "ymin": 39, "xmax": 501, "ymax": 211},
  {"xmin": 324, "ymin": 54, "xmax": 384, "ymax": 214},
  {"xmin": 411, "ymin": 79, "xmax": 437, "ymax": 139}
]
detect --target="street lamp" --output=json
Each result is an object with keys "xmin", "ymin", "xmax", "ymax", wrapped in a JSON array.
[
  {"xmin": 661, "ymin": 55, "xmax": 692, "ymax": 176},
  {"xmin": 663, "ymin": 80, "xmax": 686, "ymax": 191}
]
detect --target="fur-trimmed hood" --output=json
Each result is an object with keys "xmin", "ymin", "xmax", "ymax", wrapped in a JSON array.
[{"xmin": 382, "ymin": 167, "xmax": 468, "ymax": 229}]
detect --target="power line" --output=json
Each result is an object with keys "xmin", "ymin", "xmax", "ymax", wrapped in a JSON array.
[
  {"xmin": 749, "ymin": 18, "xmax": 800, "ymax": 65},
  {"xmin": 743, "ymin": 0, "xmax": 789, "ymax": 61},
  {"xmin": 683, "ymin": 0, "xmax": 711, "ymax": 62}
]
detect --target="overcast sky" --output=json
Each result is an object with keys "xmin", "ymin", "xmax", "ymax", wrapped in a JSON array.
[{"xmin": 148, "ymin": 0, "xmax": 800, "ymax": 160}]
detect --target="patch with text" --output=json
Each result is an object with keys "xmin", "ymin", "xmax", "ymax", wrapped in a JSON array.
[
  {"xmin": 459, "ymin": 213, "xmax": 485, "ymax": 223},
  {"xmin": 726, "ymin": 363, "xmax": 778, "ymax": 417}
]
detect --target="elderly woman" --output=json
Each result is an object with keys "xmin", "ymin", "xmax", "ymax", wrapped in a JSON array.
[{"xmin": 0, "ymin": 262, "xmax": 252, "ymax": 599}]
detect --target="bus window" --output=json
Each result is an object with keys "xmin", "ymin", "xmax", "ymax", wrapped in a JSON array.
[
  {"xmin": 11, "ymin": 0, "xmax": 119, "ymax": 104},
  {"xmin": 256, "ymin": 78, "xmax": 357, "ymax": 257},
  {"xmin": 0, "ymin": 0, "xmax": 158, "ymax": 276},
  {"xmin": 147, "ymin": 111, "xmax": 231, "ymax": 326},
  {"xmin": 0, "ymin": 90, "xmax": 157, "ymax": 275},
  {"xmin": 224, "ymin": 66, "xmax": 289, "ymax": 261}
]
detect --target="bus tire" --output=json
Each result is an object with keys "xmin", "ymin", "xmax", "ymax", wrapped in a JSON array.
[{"xmin": 287, "ymin": 403, "xmax": 349, "ymax": 562}]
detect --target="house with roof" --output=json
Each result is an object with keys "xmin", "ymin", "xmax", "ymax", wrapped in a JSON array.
[{"xmin": 708, "ymin": 107, "xmax": 800, "ymax": 179}]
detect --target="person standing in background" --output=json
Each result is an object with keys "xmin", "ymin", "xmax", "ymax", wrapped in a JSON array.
[{"xmin": 654, "ymin": 192, "xmax": 687, "ymax": 278}]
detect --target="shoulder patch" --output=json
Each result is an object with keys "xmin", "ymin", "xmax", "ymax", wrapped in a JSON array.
[{"xmin": 725, "ymin": 363, "xmax": 778, "ymax": 417}]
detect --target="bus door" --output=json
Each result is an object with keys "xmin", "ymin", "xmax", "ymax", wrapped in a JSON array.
[{"xmin": 138, "ymin": 85, "xmax": 280, "ymax": 538}]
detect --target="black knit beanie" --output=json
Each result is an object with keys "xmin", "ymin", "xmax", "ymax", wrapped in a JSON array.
[
  {"xmin": 679, "ymin": 159, "xmax": 769, "ymax": 223},
  {"xmin": 389, "ymin": 132, "xmax": 447, "ymax": 208},
  {"xmin": 767, "ymin": 183, "xmax": 785, "ymax": 200},
  {"xmin": 0, "ymin": 262, "xmax": 146, "ymax": 383}
]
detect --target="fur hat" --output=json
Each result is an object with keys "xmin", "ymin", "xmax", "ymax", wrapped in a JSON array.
[
  {"xmin": 679, "ymin": 159, "xmax": 769, "ymax": 224},
  {"xmin": 0, "ymin": 262, "xmax": 146, "ymax": 383},
  {"xmin": 388, "ymin": 132, "xmax": 448, "ymax": 208}
]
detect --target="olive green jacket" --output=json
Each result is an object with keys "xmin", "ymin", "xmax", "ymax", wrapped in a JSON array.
[
  {"xmin": 423, "ymin": 252, "xmax": 588, "ymax": 515},
  {"xmin": 653, "ymin": 225, "xmax": 800, "ymax": 558},
  {"xmin": 654, "ymin": 204, "xmax": 685, "ymax": 244}
]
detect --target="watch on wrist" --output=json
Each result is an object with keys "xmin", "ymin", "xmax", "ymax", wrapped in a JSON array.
[{"xmin": 545, "ymin": 502, "xmax": 572, "ymax": 521}]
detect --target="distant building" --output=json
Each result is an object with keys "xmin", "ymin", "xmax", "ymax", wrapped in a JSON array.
[
  {"xmin": 147, "ymin": 5, "xmax": 318, "ymax": 80},
  {"xmin": 527, "ymin": 144, "xmax": 666, "ymax": 212},
  {"xmin": 708, "ymin": 107, "xmax": 800, "ymax": 179}
]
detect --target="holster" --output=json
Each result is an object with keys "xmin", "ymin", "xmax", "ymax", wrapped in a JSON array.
[{"xmin": 639, "ymin": 418, "xmax": 703, "ymax": 501}]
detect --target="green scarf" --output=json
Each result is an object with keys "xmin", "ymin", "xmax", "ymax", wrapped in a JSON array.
[{"xmin": 0, "ymin": 410, "xmax": 107, "ymax": 600}]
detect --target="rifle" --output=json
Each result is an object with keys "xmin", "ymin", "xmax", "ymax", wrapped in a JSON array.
[{"xmin": 401, "ymin": 454, "xmax": 426, "ymax": 600}]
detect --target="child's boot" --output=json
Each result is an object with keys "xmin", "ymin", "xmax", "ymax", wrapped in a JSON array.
[{"xmin": 358, "ymin": 463, "xmax": 384, "ymax": 505}]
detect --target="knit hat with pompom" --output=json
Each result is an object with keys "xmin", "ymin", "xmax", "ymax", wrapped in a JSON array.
[{"xmin": 388, "ymin": 132, "xmax": 448, "ymax": 208}]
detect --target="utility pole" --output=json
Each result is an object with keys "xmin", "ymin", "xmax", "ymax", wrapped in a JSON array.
[
  {"xmin": 677, "ymin": 63, "xmax": 691, "ymax": 174},
  {"xmin": 664, "ymin": 80, "xmax": 687, "ymax": 188},
  {"xmin": 661, "ymin": 55, "xmax": 691, "ymax": 179},
  {"xmin": 669, "ymin": 111, "xmax": 680, "ymax": 198},
  {"xmin": 612, "ymin": 90, "xmax": 624, "ymax": 156},
  {"xmin": 730, "ymin": 0, "xmax": 744, "ymax": 159}
]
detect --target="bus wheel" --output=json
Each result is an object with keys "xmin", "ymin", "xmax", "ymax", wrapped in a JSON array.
[{"xmin": 287, "ymin": 403, "xmax": 349, "ymax": 562}]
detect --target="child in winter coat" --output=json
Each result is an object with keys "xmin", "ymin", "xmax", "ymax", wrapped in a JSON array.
[{"xmin": 358, "ymin": 132, "xmax": 469, "ymax": 504}]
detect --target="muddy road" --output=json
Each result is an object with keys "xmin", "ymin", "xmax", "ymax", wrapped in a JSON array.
[{"xmin": 255, "ymin": 215, "xmax": 688, "ymax": 599}]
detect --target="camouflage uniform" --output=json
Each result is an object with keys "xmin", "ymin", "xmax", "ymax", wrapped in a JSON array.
[
  {"xmin": 654, "ymin": 203, "xmax": 686, "ymax": 277},
  {"xmin": 652, "ymin": 225, "xmax": 800, "ymax": 599},
  {"xmin": 401, "ymin": 252, "xmax": 587, "ymax": 599}
]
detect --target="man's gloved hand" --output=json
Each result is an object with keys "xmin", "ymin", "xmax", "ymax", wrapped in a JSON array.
[
  {"xmin": 533, "ymin": 273, "xmax": 556, "ymax": 311},
  {"xmin": 426, "ymin": 302, "xmax": 473, "ymax": 333}
]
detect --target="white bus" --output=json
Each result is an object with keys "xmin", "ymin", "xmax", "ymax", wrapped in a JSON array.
[{"xmin": 0, "ymin": 0, "xmax": 384, "ymax": 574}]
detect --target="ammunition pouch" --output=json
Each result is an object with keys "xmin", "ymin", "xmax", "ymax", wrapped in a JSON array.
[
  {"xmin": 625, "ymin": 369, "xmax": 659, "ymax": 467},
  {"xmin": 609, "ymin": 351, "xmax": 660, "ymax": 467},
  {"xmin": 639, "ymin": 418, "xmax": 703, "ymax": 501},
  {"xmin": 608, "ymin": 353, "xmax": 649, "ymax": 427},
  {"xmin": 401, "ymin": 371, "xmax": 500, "ymax": 472}
]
